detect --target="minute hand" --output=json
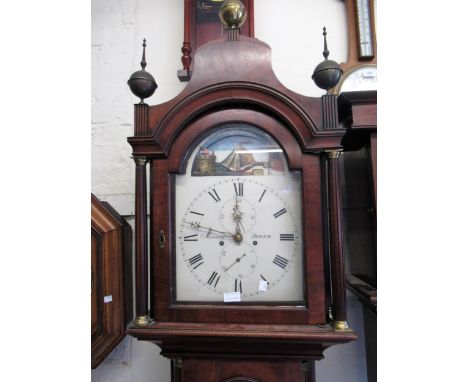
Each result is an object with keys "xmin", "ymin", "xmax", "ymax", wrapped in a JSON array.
[{"xmin": 182, "ymin": 220, "xmax": 233, "ymax": 238}]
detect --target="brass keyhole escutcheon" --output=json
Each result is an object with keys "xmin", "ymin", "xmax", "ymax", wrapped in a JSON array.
[{"xmin": 159, "ymin": 229, "xmax": 166, "ymax": 250}]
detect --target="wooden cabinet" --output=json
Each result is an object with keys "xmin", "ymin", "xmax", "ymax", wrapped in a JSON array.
[
  {"xmin": 338, "ymin": 90, "xmax": 377, "ymax": 382},
  {"xmin": 339, "ymin": 90, "xmax": 377, "ymax": 291},
  {"xmin": 91, "ymin": 194, "xmax": 132, "ymax": 368}
]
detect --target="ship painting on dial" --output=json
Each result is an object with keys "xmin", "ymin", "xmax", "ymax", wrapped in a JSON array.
[
  {"xmin": 191, "ymin": 126, "xmax": 286, "ymax": 176},
  {"xmin": 175, "ymin": 125, "xmax": 304, "ymax": 303}
]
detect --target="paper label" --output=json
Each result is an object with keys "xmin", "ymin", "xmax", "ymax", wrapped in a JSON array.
[
  {"xmin": 104, "ymin": 295, "xmax": 113, "ymax": 303},
  {"xmin": 224, "ymin": 291, "xmax": 241, "ymax": 303},
  {"xmin": 259, "ymin": 280, "xmax": 268, "ymax": 292}
]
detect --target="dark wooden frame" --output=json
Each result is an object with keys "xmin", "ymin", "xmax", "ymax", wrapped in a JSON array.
[{"xmin": 91, "ymin": 194, "xmax": 132, "ymax": 368}]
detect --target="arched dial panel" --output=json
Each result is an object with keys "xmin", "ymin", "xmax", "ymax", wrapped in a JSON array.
[{"xmin": 175, "ymin": 124, "xmax": 304, "ymax": 303}]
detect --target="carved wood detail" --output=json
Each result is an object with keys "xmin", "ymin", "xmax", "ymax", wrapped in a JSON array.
[
  {"xmin": 321, "ymin": 94, "xmax": 339, "ymax": 130},
  {"xmin": 130, "ymin": 37, "xmax": 347, "ymax": 159}
]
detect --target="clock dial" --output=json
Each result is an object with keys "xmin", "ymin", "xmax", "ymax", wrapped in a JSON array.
[
  {"xmin": 339, "ymin": 65, "xmax": 377, "ymax": 92},
  {"xmin": 174, "ymin": 126, "xmax": 304, "ymax": 303}
]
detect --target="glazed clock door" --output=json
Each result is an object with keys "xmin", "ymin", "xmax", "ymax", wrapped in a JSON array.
[
  {"xmin": 174, "ymin": 125, "xmax": 304, "ymax": 303},
  {"xmin": 150, "ymin": 108, "xmax": 327, "ymax": 325}
]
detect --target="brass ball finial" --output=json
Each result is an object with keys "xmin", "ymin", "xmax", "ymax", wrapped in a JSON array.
[
  {"xmin": 219, "ymin": 0, "xmax": 247, "ymax": 29},
  {"xmin": 312, "ymin": 27, "xmax": 343, "ymax": 92},
  {"xmin": 128, "ymin": 38, "xmax": 158, "ymax": 104}
]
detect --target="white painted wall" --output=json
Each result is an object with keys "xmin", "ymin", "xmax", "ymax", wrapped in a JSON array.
[{"xmin": 91, "ymin": 1, "xmax": 367, "ymax": 381}]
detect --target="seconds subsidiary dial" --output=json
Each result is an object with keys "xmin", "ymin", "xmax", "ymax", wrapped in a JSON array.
[{"xmin": 174, "ymin": 126, "xmax": 304, "ymax": 303}]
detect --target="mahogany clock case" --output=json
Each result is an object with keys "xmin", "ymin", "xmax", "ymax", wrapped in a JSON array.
[{"xmin": 127, "ymin": 35, "xmax": 356, "ymax": 369}]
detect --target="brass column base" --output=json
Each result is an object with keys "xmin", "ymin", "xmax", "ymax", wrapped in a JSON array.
[
  {"xmin": 132, "ymin": 314, "xmax": 153, "ymax": 327},
  {"xmin": 333, "ymin": 320, "xmax": 352, "ymax": 332}
]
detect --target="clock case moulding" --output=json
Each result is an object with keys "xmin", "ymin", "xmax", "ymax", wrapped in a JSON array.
[{"xmin": 127, "ymin": 33, "xmax": 356, "ymax": 361}]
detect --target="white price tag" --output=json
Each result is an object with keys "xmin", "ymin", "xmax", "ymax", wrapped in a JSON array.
[
  {"xmin": 224, "ymin": 292, "xmax": 241, "ymax": 303},
  {"xmin": 259, "ymin": 280, "xmax": 268, "ymax": 292},
  {"xmin": 104, "ymin": 295, "xmax": 113, "ymax": 303}
]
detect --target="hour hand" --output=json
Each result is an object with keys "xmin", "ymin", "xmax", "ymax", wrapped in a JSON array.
[{"xmin": 232, "ymin": 197, "xmax": 245, "ymax": 230}]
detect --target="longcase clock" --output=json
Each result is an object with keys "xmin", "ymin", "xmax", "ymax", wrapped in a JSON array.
[
  {"xmin": 178, "ymin": 0, "xmax": 255, "ymax": 81},
  {"xmin": 126, "ymin": 3, "xmax": 355, "ymax": 381},
  {"xmin": 334, "ymin": 0, "xmax": 377, "ymax": 93}
]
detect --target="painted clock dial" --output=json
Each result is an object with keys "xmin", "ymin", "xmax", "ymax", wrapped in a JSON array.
[
  {"xmin": 339, "ymin": 65, "xmax": 377, "ymax": 92},
  {"xmin": 175, "ymin": 125, "xmax": 304, "ymax": 303}
]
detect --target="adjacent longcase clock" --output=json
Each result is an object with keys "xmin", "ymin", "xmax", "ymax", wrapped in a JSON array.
[
  {"xmin": 178, "ymin": 0, "xmax": 255, "ymax": 81},
  {"xmin": 335, "ymin": 0, "xmax": 377, "ymax": 93},
  {"xmin": 127, "ymin": 4, "xmax": 355, "ymax": 381}
]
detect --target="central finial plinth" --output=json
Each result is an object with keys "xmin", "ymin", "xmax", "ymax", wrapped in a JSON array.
[{"xmin": 219, "ymin": 0, "xmax": 247, "ymax": 29}]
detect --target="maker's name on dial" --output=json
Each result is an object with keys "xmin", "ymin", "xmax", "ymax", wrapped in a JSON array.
[{"xmin": 251, "ymin": 233, "xmax": 271, "ymax": 239}]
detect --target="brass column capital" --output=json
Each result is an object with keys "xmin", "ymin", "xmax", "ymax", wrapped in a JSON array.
[
  {"xmin": 173, "ymin": 358, "xmax": 183, "ymax": 369},
  {"xmin": 325, "ymin": 149, "xmax": 343, "ymax": 159},
  {"xmin": 132, "ymin": 156, "xmax": 148, "ymax": 166}
]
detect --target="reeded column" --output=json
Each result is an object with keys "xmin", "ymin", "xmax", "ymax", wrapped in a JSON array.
[
  {"xmin": 326, "ymin": 150, "xmax": 350, "ymax": 331},
  {"xmin": 134, "ymin": 103, "xmax": 149, "ymax": 136},
  {"xmin": 133, "ymin": 155, "xmax": 151, "ymax": 327}
]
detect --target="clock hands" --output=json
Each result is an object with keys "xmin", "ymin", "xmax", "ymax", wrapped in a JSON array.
[
  {"xmin": 231, "ymin": 195, "xmax": 245, "ymax": 243},
  {"xmin": 233, "ymin": 196, "xmax": 243, "ymax": 225},
  {"xmin": 182, "ymin": 220, "xmax": 234, "ymax": 239},
  {"xmin": 223, "ymin": 253, "xmax": 246, "ymax": 272},
  {"xmin": 183, "ymin": 186, "xmax": 252, "ymax": 245}
]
